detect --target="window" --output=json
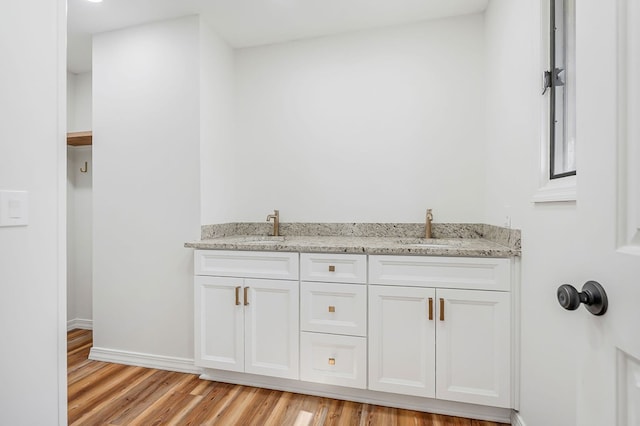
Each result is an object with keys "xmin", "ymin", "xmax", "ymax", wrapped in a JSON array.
[{"xmin": 544, "ymin": 0, "xmax": 576, "ymax": 179}]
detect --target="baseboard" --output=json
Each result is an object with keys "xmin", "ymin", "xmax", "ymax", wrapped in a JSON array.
[
  {"xmin": 67, "ymin": 318, "xmax": 93, "ymax": 331},
  {"xmin": 89, "ymin": 347, "xmax": 201, "ymax": 375},
  {"xmin": 511, "ymin": 410, "xmax": 526, "ymax": 426},
  {"xmin": 200, "ymin": 369, "xmax": 512, "ymax": 424}
]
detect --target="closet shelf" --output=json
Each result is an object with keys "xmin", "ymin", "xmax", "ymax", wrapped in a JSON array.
[{"xmin": 67, "ymin": 131, "xmax": 92, "ymax": 146}]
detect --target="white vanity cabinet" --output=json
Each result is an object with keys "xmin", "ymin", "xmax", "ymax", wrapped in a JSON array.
[
  {"xmin": 368, "ymin": 255, "xmax": 512, "ymax": 408},
  {"xmin": 194, "ymin": 250, "xmax": 299, "ymax": 380},
  {"xmin": 299, "ymin": 253, "xmax": 368, "ymax": 389},
  {"xmin": 192, "ymin": 247, "xmax": 517, "ymax": 419}
]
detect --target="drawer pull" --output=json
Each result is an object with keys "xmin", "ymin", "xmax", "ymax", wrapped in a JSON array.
[
  {"xmin": 439, "ymin": 298, "xmax": 444, "ymax": 321},
  {"xmin": 244, "ymin": 287, "xmax": 249, "ymax": 306},
  {"xmin": 428, "ymin": 298, "xmax": 433, "ymax": 320},
  {"xmin": 328, "ymin": 305, "xmax": 336, "ymax": 313},
  {"xmin": 235, "ymin": 286, "xmax": 241, "ymax": 306},
  {"xmin": 328, "ymin": 265, "xmax": 336, "ymax": 272},
  {"xmin": 328, "ymin": 357, "xmax": 336, "ymax": 366}
]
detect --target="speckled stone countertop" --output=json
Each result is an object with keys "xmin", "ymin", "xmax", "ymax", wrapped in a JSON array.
[{"xmin": 185, "ymin": 223, "xmax": 520, "ymax": 258}]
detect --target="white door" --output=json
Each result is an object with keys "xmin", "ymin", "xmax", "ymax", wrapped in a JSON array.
[
  {"xmin": 435, "ymin": 289, "xmax": 511, "ymax": 408},
  {"xmin": 368, "ymin": 285, "xmax": 436, "ymax": 398},
  {"xmin": 244, "ymin": 278, "xmax": 299, "ymax": 380},
  {"xmin": 194, "ymin": 276, "xmax": 244, "ymax": 371},
  {"xmin": 572, "ymin": 1, "xmax": 640, "ymax": 424}
]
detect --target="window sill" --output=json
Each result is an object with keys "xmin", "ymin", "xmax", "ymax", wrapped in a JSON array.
[{"xmin": 532, "ymin": 175, "xmax": 576, "ymax": 203}]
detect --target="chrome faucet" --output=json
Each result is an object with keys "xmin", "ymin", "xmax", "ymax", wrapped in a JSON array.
[
  {"xmin": 425, "ymin": 209, "xmax": 433, "ymax": 239},
  {"xmin": 266, "ymin": 209, "xmax": 280, "ymax": 236}
]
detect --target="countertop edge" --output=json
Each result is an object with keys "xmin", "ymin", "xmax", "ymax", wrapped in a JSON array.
[{"xmin": 183, "ymin": 240, "xmax": 520, "ymax": 258}]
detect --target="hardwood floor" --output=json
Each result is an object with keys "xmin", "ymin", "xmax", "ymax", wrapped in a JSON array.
[{"xmin": 68, "ymin": 330, "xmax": 509, "ymax": 426}]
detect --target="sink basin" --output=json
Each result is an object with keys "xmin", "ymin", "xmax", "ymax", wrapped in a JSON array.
[
  {"xmin": 234, "ymin": 236, "xmax": 285, "ymax": 245},
  {"xmin": 395, "ymin": 238, "xmax": 464, "ymax": 249}
]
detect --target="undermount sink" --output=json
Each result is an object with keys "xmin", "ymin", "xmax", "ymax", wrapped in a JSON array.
[
  {"xmin": 396, "ymin": 238, "xmax": 464, "ymax": 248},
  {"xmin": 235, "ymin": 236, "xmax": 285, "ymax": 244}
]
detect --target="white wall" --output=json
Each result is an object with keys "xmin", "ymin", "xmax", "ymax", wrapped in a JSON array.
[
  {"xmin": 483, "ymin": 2, "xmax": 538, "ymax": 231},
  {"xmin": 93, "ymin": 16, "xmax": 200, "ymax": 359},
  {"xmin": 67, "ymin": 147, "xmax": 93, "ymax": 325},
  {"xmin": 0, "ymin": 1, "xmax": 66, "ymax": 424},
  {"xmin": 67, "ymin": 72, "xmax": 93, "ymax": 327},
  {"xmin": 67, "ymin": 72, "xmax": 77, "ymax": 130},
  {"xmin": 67, "ymin": 148, "xmax": 77, "ymax": 321},
  {"xmin": 231, "ymin": 14, "xmax": 486, "ymax": 223},
  {"xmin": 73, "ymin": 72, "xmax": 92, "ymax": 132},
  {"xmin": 484, "ymin": 1, "xmax": 582, "ymax": 425},
  {"xmin": 199, "ymin": 19, "xmax": 236, "ymax": 224},
  {"xmin": 67, "ymin": 71, "xmax": 92, "ymax": 132}
]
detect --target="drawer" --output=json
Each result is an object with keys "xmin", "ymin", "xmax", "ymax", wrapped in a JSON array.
[
  {"xmin": 369, "ymin": 256, "xmax": 510, "ymax": 291},
  {"xmin": 300, "ymin": 253, "xmax": 366, "ymax": 284},
  {"xmin": 195, "ymin": 250, "xmax": 298, "ymax": 280},
  {"xmin": 300, "ymin": 282, "xmax": 367, "ymax": 336},
  {"xmin": 300, "ymin": 332, "xmax": 367, "ymax": 389}
]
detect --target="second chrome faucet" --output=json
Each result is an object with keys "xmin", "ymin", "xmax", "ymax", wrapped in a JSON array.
[{"xmin": 266, "ymin": 209, "xmax": 280, "ymax": 236}]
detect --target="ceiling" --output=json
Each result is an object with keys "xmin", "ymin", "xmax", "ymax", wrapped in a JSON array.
[{"xmin": 67, "ymin": 0, "xmax": 489, "ymax": 74}]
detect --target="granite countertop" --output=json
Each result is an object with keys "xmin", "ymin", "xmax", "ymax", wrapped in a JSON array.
[
  {"xmin": 184, "ymin": 235, "xmax": 517, "ymax": 257},
  {"xmin": 184, "ymin": 223, "xmax": 521, "ymax": 258}
]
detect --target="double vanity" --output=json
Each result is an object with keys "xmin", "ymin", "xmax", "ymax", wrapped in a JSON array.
[{"xmin": 185, "ymin": 222, "xmax": 520, "ymax": 422}]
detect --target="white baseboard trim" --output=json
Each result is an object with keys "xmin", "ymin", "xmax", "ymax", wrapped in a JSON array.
[
  {"xmin": 200, "ymin": 369, "xmax": 512, "ymax": 424},
  {"xmin": 89, "ymin": 347, "xmax": 201, "ymax": 375},
  {"xmin": 511, "ymin": 410, "xmax": 527, "ymax": 426},
  {"xmin": 67, "ymin": 318, "xmax": 93, "ymax": 331}
]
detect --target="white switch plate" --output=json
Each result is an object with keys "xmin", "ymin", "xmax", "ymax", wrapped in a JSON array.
[{"xmin": 0, "ymin": 191, "xmax": 28, "ymax": 227}]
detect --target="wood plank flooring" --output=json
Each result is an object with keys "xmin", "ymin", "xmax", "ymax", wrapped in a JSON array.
[{"xmin": 68, "ymin": 329, "xmax": 509, "ymax": 426}]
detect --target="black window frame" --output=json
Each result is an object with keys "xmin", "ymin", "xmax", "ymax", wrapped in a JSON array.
[{"xmin": 546, "ymin": 0, "xmax": 576, "ymax": 180}]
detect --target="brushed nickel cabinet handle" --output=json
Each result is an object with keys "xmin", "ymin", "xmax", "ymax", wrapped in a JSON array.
[
  {"xmin": 235, "ymin": 286, "xmax": 241, "ymax": 306},
  {"xmin": 428, "ymin": 298, "xmax": 433, "ymax": 320},
  {"xmin": 439, "ymin": 298, "xmax": 444, "ymax": 321},
  {"xmin": 244, "ymin": 287, "xmax": 249, "ymax": 306}
]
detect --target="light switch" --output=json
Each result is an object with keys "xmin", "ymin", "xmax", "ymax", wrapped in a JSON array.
[
  {"xmin": 0, "ymin": 191, "xmax": 28, "ymax": 227},
  {"xmin": 8, "ymin": 199, "xmax": 21, "ymax": 218}
]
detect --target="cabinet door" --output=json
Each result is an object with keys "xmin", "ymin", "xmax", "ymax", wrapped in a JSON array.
[
  {"xmin": 244, "ymin": 279, "xmax": 299, "ymax": 380},
  {"xmin": 195, "ymin": 276, "xmax": 244, "ymax": 371},
  {"xmin": 435, "ymin": 288, "xmax": 511, "ymax": 408},
  {"xmin": 368, "ymin": 285, "xmax": 436, "ymax": 398}
]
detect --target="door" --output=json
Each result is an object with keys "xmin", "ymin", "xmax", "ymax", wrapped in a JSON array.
[
  {"xmin": 435, "ymin": 289, "xmax": 511, "ymax": 408},
  {"xmin": 573, "ymin": 1, "xmax": 640, "ymax": 424},
  {"xmin": 194, "ymin": 276, "xmax": 244, "ymax": 371},
  {"xmin": 244, "ymin": 278, "xmax": 299, "ymax": 379},
  {"xmin": 368, "ymin": 285, "xmax": 436, "ymax": 398}
]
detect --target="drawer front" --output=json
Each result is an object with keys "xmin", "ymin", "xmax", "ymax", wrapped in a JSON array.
[
  {"xmin": 300, "ymin": 253, "xmax": 366, "ymax": 284},
  {"xmin": 300, "ymin": 282, "xmax": 367, "ymax": 336},
  {"xmin": 300, "ymin": 332, "xmax": 367, "ymax": 389},
  {"xmin": 195, "ymin": 250, "xmax": 299, "ymax": 280},
  {"xmin": 369, "ymin": 256, "xmax": 511, "ymax": 291}
]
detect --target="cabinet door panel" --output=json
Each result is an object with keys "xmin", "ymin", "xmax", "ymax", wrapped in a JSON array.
[
  {"xmin": 300, "ymin": 332, "xmax": 367, "ymax": 389},
  {"xmin": 300, "ymin": 282, "xmax": 367, "ymax": 336},
  {"xmin": 436, "ymin": 288, "xmax": 511, "ymax": 408},
  {"xmin": 244, "ymin": 279, "xmax": 299, "ymax": 379},
  {"xmin": 195, "ymin": 276, "xmax": 244, "ymax": 371},
  {"xmin": 195, "ymin": 250, "xmax": 299, "ymax": 280},
  {"xmin": 368, "ymin": 285, "xmax": 436, "ymax": 398},
  {"xmin": 369, "ymin": 256, "xmax": 510, "ymax": 291},
  {"xmin": 300, "ymin": 253, "xmax": 367, "ymax": 283}
]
